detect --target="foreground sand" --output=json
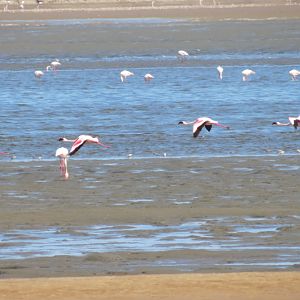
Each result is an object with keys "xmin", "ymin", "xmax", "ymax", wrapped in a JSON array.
[{"xmin": 1, "ymin": 272, "xmax": 300, "ymax": 300}]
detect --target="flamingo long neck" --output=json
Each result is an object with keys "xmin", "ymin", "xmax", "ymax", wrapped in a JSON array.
[
  {"xmin": 276, "ymin": 122, "xmax": 291, "ymax": 126},
  {"xmin": 64, "ymin": 138, "xmax": 76, "ymax": 142}
]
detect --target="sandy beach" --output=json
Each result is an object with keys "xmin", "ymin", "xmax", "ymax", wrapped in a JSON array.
[
  {"xmin": 1, "ymin": 272, "xmax": 300, "ymax": 300},
  {"xmin": 1, "ymin": 2, "xmax": 300, "ymax": 299}
]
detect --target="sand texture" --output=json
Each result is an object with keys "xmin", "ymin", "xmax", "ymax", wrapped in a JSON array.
[{"xmin": 1, "ymin": 272, "xmax": 300, "ymax": 300}]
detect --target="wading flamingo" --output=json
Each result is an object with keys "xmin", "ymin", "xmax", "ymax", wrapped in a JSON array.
[
  {"xmin": 178, "ymin": 117, "xmax": 230, "ymax": 138},
  {"xmin": 272, "ymin": 116, "xmax": 300, "ymax": 130},
  {"xmin": 177, "ymin": 50, "xmax": 189, "ymax": 62},
  {"xmin": 242, "ymin": 69, "xmax": 255, "ymax": 81},
  {"xmin": 120, "ymin": 70, "xmax": 134, "ymax": 82},
  {"xmin": 34, "ymin": 70, "xmax": 44, "ymax": 78},
  {"xmin": 289, "ymin": 69, "xmax": 300, "ymax": 80},
  {"xmin": 217, "ymin": 65, "xmax": 224, "ymax": 80},
  {"xmin": 50, "ymin": 59, "xmax": 61, "ymax": 71},
  {"xmin": 58, "ymin": 134, "xmax": 110, "ymax": 156},
  {"xmin": 144, "ymin": 73, "xmax": 154, "ymax": 82},
  {"xmin": 55, "ymin": 147, "xmax": 69, "ymax": 179}
]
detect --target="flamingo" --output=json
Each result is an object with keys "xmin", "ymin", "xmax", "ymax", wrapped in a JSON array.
[
  {"xmin": 242, "ymin": 69, "xmax": 255, "ymax": 81},
  {"xmin": 289, "ymin": 69, "xmax": 300, "ymax": 80},
  {"xmin": 34, "ymin": 70, "xmax": 44, "ymax": 78},
  {"xmin": 144, "ymin": 73, "xmax": 154, "ymax": 82},
  {"xmin": 46, "ymin": 65, "xmax": 53, "ymax": 72},
  {"xmin": 55, "ymin": 147, "xmax": 69, "ymax": 179},
  {"xmin": 217, "ymin": 65, "xmax": 224, "ymax": 80},
  {"xmin": 272, "ymin": 116, "xmax": 300, "ymax": 129},
  {"xmin": 177, "ymin": 50, "xmax": 189, "ymax": 62},
  {"xmin": 178, "ymin": 117, "xmax": 230, "ymax": 138},
  {"xmin": 120, "ymin": 70, "xmax": 134, "ymax": 82},
  {"xmin": 50, "ymin": 59, "xmax": 61, "ymax": 71},
  {"xmin": 58, "ymin": 134, "xmax": 110, "ymax": 156}
]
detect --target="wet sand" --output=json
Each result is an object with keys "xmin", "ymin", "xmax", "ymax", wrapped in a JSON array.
[
  {"xmin": 1, "ymin": 155, "xmax": 300, "ymax": 278},
  {"xmin": 1, "ymin": 272, "xmax": 300, "ymax": 300},
  {"xmin": 1, "ymin": 3, "xmax": 300, "ymax": 21}
]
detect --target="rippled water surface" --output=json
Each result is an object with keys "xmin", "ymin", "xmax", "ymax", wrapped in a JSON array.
[{"xmin": 1, "ymin": 18, "xmax": 300, "ymax": 161}]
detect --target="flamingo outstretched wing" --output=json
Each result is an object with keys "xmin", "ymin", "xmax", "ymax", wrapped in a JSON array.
[
  {"xmin": 193, "ymin": 120, "xmax": 210, "ymax": 137},
  {"xmin": 69, "ymin": 137, "xmax": 87, "ymax": 156}
]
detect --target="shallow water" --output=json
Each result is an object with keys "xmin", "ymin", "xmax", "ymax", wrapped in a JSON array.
[
  {"xmin": 1, "ymin": 18, "xmax": 300, "ymax": 273},
  {"xmin": 1, "ymin": 215, "xmax": 299, "ymax": 271},
  {"xmin": 1, "ymin": 19, "xmax": 300, "ymax": 161}
]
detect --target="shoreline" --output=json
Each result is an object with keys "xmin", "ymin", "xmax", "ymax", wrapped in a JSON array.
[{"xmin": 1, "ymin": 4, "xmax": 300, "ymax": 21}]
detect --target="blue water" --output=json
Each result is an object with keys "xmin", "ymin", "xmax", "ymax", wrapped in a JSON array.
[{"xmin": 1, "ymin": 65, "xmax": 299, "ymax": 161}]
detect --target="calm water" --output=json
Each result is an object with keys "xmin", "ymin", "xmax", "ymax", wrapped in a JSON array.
[{"xmin": 1, "ymin": 18, "xmax": 300, "ymax": 161}]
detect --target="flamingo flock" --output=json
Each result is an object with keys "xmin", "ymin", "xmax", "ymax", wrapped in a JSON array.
[
  {"xmin": 15, "ymin": 50, "xmax": 300, "ymax": 179},
  {"xmin": 34, "ymin": 59, "xmax": 61, "ymax": 79}
]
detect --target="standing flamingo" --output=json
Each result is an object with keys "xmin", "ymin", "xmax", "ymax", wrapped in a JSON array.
[
  {"xmin": 177, "ymin": 50, "xmax": 189, "ymax": 62},
  {"xmin": 178, "ymin": 117, "xmax": 230, "ymax": 138},
  {"xmin": 34, "ymin": 70, "xmax": 44, "ymax": 78},
  {"xmin": 120, "ymin": 70, "xmax": 134, "ymax": 82},
  {"xmin": 289, "ymin": 69, "xmax": 300, "ymax": 80},
  {"xmin": 55, "ymin": 147, "xmax": 69, "ymax": 179},
  {"xmin": 272, "ymin": 116, "xmax": 300, "ymax": 129},
  {"xmin": 58, "ymin": 134, "xmax": 110, "ymax": 156},
  {"xmin": 144, "ymin": 73, "xmax": 154, "ymax": 82},
  {"xmin": 50, "ymin": 59, "xmax": 61, "ymax": 71},
  {"xmin": 242, "ymin": 69, "xmax": 255, "ymax": 81},
  {"xmin": 217, "ymin": 65, "xmax": 224, "ymax": 80}
]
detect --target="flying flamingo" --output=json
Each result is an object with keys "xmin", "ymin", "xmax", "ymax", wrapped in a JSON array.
[
  {"xmin": 178, "ymin": 117, "xmax": 230, "ymax": 138},
  {"xmin": 120, "ymin": 70, "xmax": 134, "ymax": 82},
  {"xmin": 34, "ymin": 70, "xmax": 44, "ymax": 78},
  {"xmin": 242, "ymin": 69, "xmax": 255, "ymax": 81},
  {"xmin": 58, "ymin": 134, "xmax": 110, "ymax": 156},
  {"xmin": 289, "ymin": 69, "xmax": 300, "ymax": 80},
  {"xmin": 272, "ymin": 116, "xmax": 300, "ymax": 129},
  {"xmin": 217, "ymin": 65, "xmax": 224, "ymax": 80},
  {"xmin": 144, "ymin": 73, "xmax": 154, "ymax": 82},
  {"xmin": 55, "ymin": 147, "xmax": 69, "ymax": 179},
  {"xmin": 177, "ymin": 50, "xmax": 189, "ymax": 62}
]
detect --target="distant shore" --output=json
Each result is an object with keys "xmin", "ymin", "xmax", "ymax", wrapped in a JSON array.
[{"xmin": 1, "ymin": 4, "xmax": 300, "ymax": 21}]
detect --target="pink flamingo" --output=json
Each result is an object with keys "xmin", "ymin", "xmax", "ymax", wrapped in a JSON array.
[
  {"xmin": 289, "ymin": 69, "xmax": 300, "ymax": 80},
  {"xmin": 34, "ymin": 70, "xmax": 44, "ymax": 78},
  {"xmin": 144, "ymin": 73, "xmax": 154, "ymax": 82},
  {"xmin": 55, "ymin": 147, "xmax": 69, "ymax": 179},
  {"xmin": 120, "ymin": 70, "xmax": 134, "ymax": 82},
  {"xmin": 242, "ymin": 69, "xmax": 255, "ymax": 81},
  {"xmin": 50, "ymin": 59, "xmax": 61, "ymax": 71},
  {"xmin": 272, "ymin": 116, "xmax": 300, "ymax": 129},
  {"xmin": 178, "ymin": 117, "xmax": 230, "ymax": 138},
  {"xmin": 58, "ymin": 134, "xmax": 110, "ymax": 156}
]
